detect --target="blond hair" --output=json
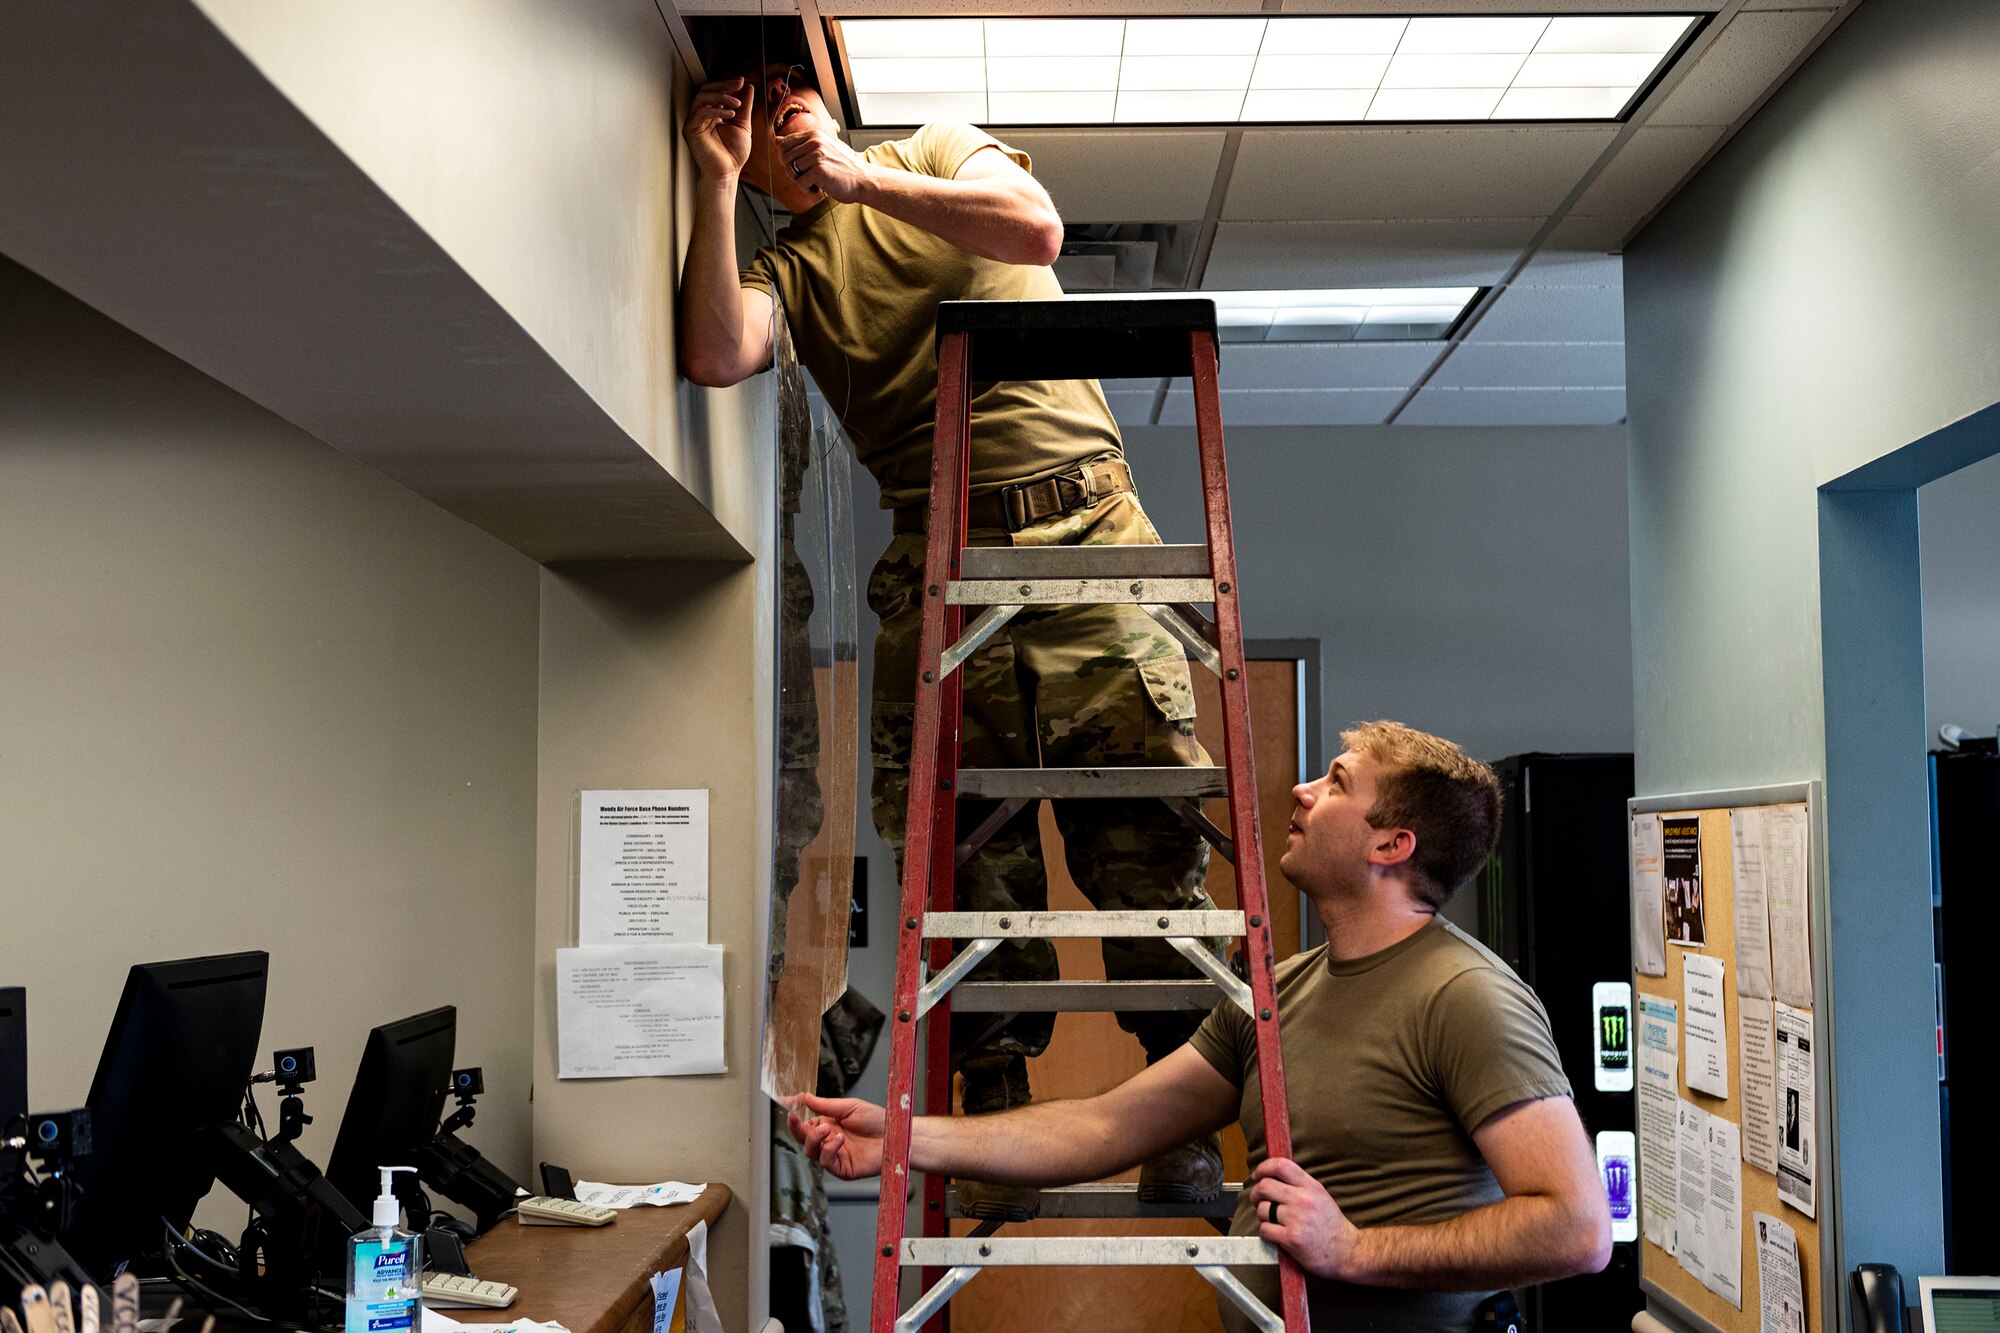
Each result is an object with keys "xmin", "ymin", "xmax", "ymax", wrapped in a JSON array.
[{"xmin": 1339, "ymin": 721, "xmax": 1502, "ymax": 910}]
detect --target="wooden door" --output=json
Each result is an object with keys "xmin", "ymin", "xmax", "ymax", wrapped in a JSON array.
[{"xmin": 944, "ymin": 655, "xmax": 1310, "ymax": 1332}]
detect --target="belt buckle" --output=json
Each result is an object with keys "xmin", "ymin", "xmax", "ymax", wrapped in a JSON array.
[{"xmin": 999, "ymin": 481, "xmax": 1032, "ymax": 533}]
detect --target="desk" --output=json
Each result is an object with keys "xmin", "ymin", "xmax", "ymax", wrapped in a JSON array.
[{"xmin": 462, "ymin": 1186, "xmax": 731, "ymax": 1333}]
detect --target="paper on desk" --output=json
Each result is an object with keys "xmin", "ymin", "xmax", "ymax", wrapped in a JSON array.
[
  {"xmin": 574, "ymin": 1180, "xmax": 708, "ymax": 1209},
  {"xmin": 557, "ymin": 944, "xmax": 725, "ymax": 1078},
  {"xmin": 1630, "ymin": 813, "xmax": 1668, "ymax": 976},
  {"xmin": 1756, "ymin": 1212, "xmax": 1806, "ymax": 1333},
  {"xmin": 578, "ymin": 790, "xmax": 709, "ymax": 945},
  {"xmin": 1738, "ymin": 995, "xmax": 1779, "ymax": 1174},
  {"xmin": 1730, "ymin": 808, "xmax": 1775, "ymax": 1000},
  {"xmin": 421, "ymin": 1311, "xmax": 569, "ymax": 1333},
  {"xmin": 684, "ymin": 1220, "xmax": 722, "ymax": 1333},
  {"xmin": 1683, "ymin": 954, "xmax": 1729, "ymax": 1098},
  {"xmin": 1637, "ymin": 997, "xmax": 1680, "ymax": 1254},
  {"xmin": 1762, "ymin": 805, "xmax": 1815, "ymax": 1009}
]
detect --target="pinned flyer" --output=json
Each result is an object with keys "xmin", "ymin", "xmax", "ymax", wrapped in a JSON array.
[
  {"xmin": 557, "ymin": 945, "xmax": 725, "ymax": 1078},
  {"xmin": 1775, "ymin": 1002, "xmax": 1817, "ymax": 1217},
  {"xmin": 578, "ymin": 790, "xmax": 709, "ymax": 944}
]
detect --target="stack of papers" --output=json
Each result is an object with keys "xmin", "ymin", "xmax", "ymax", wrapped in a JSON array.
[{"xmin": 574, "ymin": 1179, "xmax": 708, "ymax": 1209}]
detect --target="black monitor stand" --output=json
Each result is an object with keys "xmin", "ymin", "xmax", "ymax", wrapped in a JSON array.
[
  {"xmin": 415, "ymin": 1072, "xmax": 524, "ymax": 1234},
  {"xmin": 206, "ymin": 1123, "xmax": 366, "ymax": 1318}
]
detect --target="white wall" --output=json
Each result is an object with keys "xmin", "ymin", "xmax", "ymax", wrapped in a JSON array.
[
  {"xmin": 1922, "ymin": 450, "xmax": 2000, "ymax": 743},
  {"xmin": 0, "ymin": 256, "xmax": 541, "ymax": 1213},
  {"xmin": 1624, "ymin": 0, "xmax": 2000, "ymax": 1290}
]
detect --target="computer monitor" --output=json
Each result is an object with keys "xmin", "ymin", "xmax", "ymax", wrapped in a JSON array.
[
  {"xmin": 325, "ymin": 1007, "xmax": 456, "ymax": 1218},
  {"xmin": 1921, "ymin": 1276, "xmax": 2000, "ymax": 1333},
  {"xmin": 61, "ymin": 952, "xmax": 270, "ymax": 1273},
  {"xmin": 1, "ymin": 987, "xmax": 24, "ymax": 1136}
]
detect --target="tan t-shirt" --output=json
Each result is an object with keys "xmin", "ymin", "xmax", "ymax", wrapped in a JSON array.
[
  {"xmin": 739, "ymin": 123, "xmax": 1123, "ymax": 510},
  {"xmin": 1190, "ymin": 918, "xmax": 1572, "ymax": 1333}
]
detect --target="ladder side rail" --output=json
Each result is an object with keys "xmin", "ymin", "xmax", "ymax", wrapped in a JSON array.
[
  {"xmin": 1189, "ymin": 329, "xmax": 1313, "ymax": 1331},
  {"xmin": 872, "ymin": 329, "xmax": 976, "ymax": 1333}
]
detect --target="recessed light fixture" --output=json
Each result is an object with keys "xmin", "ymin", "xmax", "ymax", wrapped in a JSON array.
[
  {"xmin": 835, "ymin": 15, "xmax": 1699, "ymax": 126},
  {"xmin": 1069, "ymin": 288, "xmax": 1482, "ymax": 343}
]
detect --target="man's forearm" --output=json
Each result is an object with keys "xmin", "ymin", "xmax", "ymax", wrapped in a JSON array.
[
  {"xmin": 855, "ymin": 164, "xmax": 1060, "ymax": 267},
  {"xmin": 679, "ymin": 175, "xmax": 754, "ymax": 383},
  {"xmin": 909, "ymin": 1097, "xmax": 1129, "ymax": 1186},
  {"xmin": 1348, "ymin": 1194, "xmax": 1606, "ymax": 1291}
]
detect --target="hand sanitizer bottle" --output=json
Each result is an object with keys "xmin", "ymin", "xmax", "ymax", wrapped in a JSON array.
[{"xmin": 347, "ymin": 1165, "xmax": 423, "ymax": 1333}]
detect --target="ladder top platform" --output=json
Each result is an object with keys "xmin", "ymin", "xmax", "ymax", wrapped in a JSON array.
[{"xmin": 936, "ymin": 298, "xmax": 1219, "ymax": 382}]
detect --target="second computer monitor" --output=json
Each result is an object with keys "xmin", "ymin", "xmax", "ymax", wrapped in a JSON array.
[
  {"xmin": 325, "ymin": 1006, "xmax": 455, "ymax": 1217},
  {"xmin": 61, "ymin": 952, "xmax": 270, "ymax": 1273},
  {"xmin": 1, "ymin": 986, "xmax": 25, "ymax": 1135}
]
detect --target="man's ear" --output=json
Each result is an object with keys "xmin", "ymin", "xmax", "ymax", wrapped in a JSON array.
[{"xmin": 1368, "ymin": 827, "xmax": 1417, "ymax": 869}]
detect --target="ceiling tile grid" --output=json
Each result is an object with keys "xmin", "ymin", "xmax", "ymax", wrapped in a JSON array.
[
  {"xmin": 1427, "ymin": 339, "xmax": 1625, "ymax": 388},
  {"xmin": 1571, "ymin": 123, "xmax": 1726, "ymax": 216},
  {"xmin": 1465, "ymin": 282, "xmax": 1623, "ymax": 342},
  {"xmin": 1398, "ymin": 386, "xmax": 1628, "ymax": 425},
  {"xmin": 1219, "ymin": 340, "xmax": 1441, "ymax": 391},
  {"xmin": 1204, "ymin": 218, "xmax": 1539, "ymax": 288},
  {"xmin": 1162, "ymin": 385, "xmax": 1410, "ymax": 426}
]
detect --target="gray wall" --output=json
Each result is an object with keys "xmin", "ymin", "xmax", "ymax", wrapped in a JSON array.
[
  {"xmin": 1922, "ymin": 450, "xmax": 2000, "ymax": 743},
  {"xmin": 0, "ymin": 256, "xmax": 540, "ymax": 1216},
  {"xmin": 1624, "ymin": 0, "xmax": 2000, "ymax": 1291}
]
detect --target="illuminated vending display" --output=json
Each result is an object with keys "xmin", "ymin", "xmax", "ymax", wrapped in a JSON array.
[
  {"xmin": 1596, "ymin": 1130, "xmax": 1639, "ymax": 1244},
  {"xmin": 1592, "ymin": 980, "xmax": 1634, "ymax": 1093}
]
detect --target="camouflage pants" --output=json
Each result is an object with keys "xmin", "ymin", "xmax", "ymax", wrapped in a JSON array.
[{"xmin": 870, "ymin": 485, "xmax": 1219, "ymax": 1072}]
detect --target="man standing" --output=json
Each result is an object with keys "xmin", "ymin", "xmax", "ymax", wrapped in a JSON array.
[
  {"xmin": 677, "ymin": 59, "xmax": 1222, "ymax": 1217},
  {"xmin": 789, "ymin": 722, "xmax": 1613, "ymax": 1332}
]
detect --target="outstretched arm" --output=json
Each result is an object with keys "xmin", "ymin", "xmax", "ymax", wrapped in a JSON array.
[
  {"xmin": 678, "ymin": 76, "xmax": 776, "ymax": 387},
  {"xmin": 788, "ymin": 1044, "xmax": 1239, "ymax": 1186},
  {"xmin": 780, "ymin": 131, "xmax": 1064, "ymax": 267},
  {"xmin": 1246, "ymin": 1096, "xmax": 1613, "ymax": 1290}
]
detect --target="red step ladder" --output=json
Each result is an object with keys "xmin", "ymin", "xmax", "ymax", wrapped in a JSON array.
[{"xmin": 870, "ymin": 298, "xmax": 1310, "ymax": 1333}]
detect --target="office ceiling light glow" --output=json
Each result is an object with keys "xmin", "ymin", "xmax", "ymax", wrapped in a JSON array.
[
  {"xmin": 837, "ymin": 15, "xmax": 1699, "ymax": 125},
  {"xmin": 1071, "ymin": 287, "xmax": 1480, "ymax": 342}
]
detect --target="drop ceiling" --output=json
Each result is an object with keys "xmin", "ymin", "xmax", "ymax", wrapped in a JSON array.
[{"xmin": 668, "ymin": 0, "xmax": 1860, "ymax": 428}]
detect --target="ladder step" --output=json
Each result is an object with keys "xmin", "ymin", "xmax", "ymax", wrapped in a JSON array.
[
  {"xmin": 949, "ymin": 576, "xmax": 1214, "ymax": 606},
  {"xmin": 902, "ymin": 1235, "xmax": 1277, "ymax": 1267},
  {"xmin": 937, "ymin": 298, "xmax": 1217, "ymax": 381},
  {"xmin": 957, "ymin": 767, "xmax": 1227, "ymax": 800},
  {"xmin": 951, "ymin": 979, "xmax": 1222, "ymax": 1012},
  {"xmin": 924, "ymin": 910, "xmax": 1244, "ymax": 939},
  {"xmin": 948, "ymin": 1182, "xmax": 1240, "ymax": 1220},
  {"xmin": 958, "ymin": 545, "xmax": 1210, "ymax": 580}
]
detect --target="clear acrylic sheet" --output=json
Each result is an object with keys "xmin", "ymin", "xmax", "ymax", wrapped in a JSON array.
[{"xmin": 762, "ymin": 315, "xmax": 860, "ymax": 1099}]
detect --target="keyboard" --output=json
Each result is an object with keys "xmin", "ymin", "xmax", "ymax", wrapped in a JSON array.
[
  {"xmin": 422, "ymin": 1274, "xmax": 518, "ymax": 1309},
  {"xmin": 516, "ymin": 1196, "xmax": 618, "ymax": 1227}
]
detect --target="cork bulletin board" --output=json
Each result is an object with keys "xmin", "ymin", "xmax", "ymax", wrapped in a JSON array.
[{"xmin": 1630, "ymin": 783, "xmax": 1834, "ymax": 1333}]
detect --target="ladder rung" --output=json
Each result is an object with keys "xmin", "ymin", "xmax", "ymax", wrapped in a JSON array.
[
  {"xmin": 924, "ymin": 910, "xmax": 1244, "ymax": 939},
  {"xmin": 937, "ymin": 298, "xmax": 1217, "ymax": 381},
  {"xmin": 948, "ymin": 1182, "xmax": 1240, "ymax": 1219},
  {"xmin": 902, "ymin": 1236, "xmax": 1277, "ymax": 1267},
  {"xmin": 956, "ymin": 767, "xmax": 1227, "ymax": 800},
  {"xmin": 958, "ymin": 545, "xmax": 1210, "ymax": 580},
  {"xmin": 949, "ymin": 577, "xmax": 1213, "ymax": 606},
  {"xmin": 951, "ymin": 980, "xmax": 1221, "ymax": 1012}
]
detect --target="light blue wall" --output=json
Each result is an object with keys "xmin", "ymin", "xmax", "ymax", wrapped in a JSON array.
[{"xmin": 1625, "ymin": 0, "xmax": 2000, "ymax": 1293}]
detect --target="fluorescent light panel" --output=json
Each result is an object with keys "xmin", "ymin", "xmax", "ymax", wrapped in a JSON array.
[
  {"xmin": 840, "ymin": 14, "xmax": 1698, "ymax": 126},
  {"xmin": 1069, "ymin": 288, "xmax": 1480, "ymax": 343}
]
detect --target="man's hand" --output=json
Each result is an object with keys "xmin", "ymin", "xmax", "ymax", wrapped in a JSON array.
[
  {"xmin": 778, "ymin": 124, "xmax": 873, "ymax": 203},
  {"xmin": 1247, "ymin": 1157, "xmax": 1362, "ymax": 1281},
  {"xmin": 785, "ymin": 1093, "xmax": 887, "ymax": 1180},
  {"xmin": 684, "ymin": 76, "xmax": 753, "ymax": 183}
]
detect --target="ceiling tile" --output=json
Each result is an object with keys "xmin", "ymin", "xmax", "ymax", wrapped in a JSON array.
[
  {"xmin": 1426, "ymin": 340, "xmax": 1627, "ymax": 389},
  {"xmin": 1161, "ymin": 386, "xmax": 1404, "ymax": 427},
  {"xmin": 1001, "ymin": 130, "xmax": 1227, "ymax": 220},
  {"xmin": 1513, "ymin": 248, "xmax": 1624, "ymax": 287},
  {"xmin": 1397, "ymin": 386, "xmax": 1627, "ymax": 426},
  {"xmin": 1223, "ymin": 126, "xmax": 1617, "ymax": 221},
  {"xmin": 1650, "ymin": 10, "xmax": 1836, "ymax": 127},
  {"xmin": 1467, "ymin": 283, "xmax": 1624, "ymax": 342},
  {"xmin": 1204, "ymin": 218, "xmax": 1538, "ymax": 288},
  {"xmin": 1219, "ymin": 341, "xmax": 1440, "ymax": 391},
  {"xmin": 1101, "ymin": 377, "xmax": 1165, "ymax": 393},
  {"xmin": 1102, "ymin": 390, "xmax": 1160, "ymax": 427},
  {"xmin": 1544, "ymin": 214, "xmax": 1639, "ymax": 251},
  {"xmin": 1572, "ymin": 125, "xmax": 1726, "ymax": 216},
  {"xmin": 1740, "ymin": 0, "xmax": 1838, "ymax": 9}
]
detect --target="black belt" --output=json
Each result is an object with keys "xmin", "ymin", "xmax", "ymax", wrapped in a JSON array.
[{"xmin": 892, "ymin": 456, "xmax": 1134, "ymax": 535}]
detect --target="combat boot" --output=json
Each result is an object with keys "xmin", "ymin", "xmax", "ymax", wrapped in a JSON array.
[
  {"xmin": 1137, "ymin": 1131, "xmax": 1225, "ymax": 1204},
  {"xmin": 951, "ymin": 1059, "xmax": 1040, "ymax": 1222}
]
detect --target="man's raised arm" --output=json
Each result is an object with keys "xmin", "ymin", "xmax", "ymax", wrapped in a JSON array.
[
  {"xmin": 678, "ymin": 75, "xmax": 776, "ymax": 388},
  {"xmin": 787, "ymin": 1044, "xmax": 1239, "ymax": 1187}
]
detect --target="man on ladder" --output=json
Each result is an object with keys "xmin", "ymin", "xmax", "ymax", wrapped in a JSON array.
[
  {"xmin": 678, "ymin": 57, "xmax": 1225, "ymax": 1215},
  {"xmin": 791, "ymin": 722, "xmax": 1614, "ymax": 1332}
]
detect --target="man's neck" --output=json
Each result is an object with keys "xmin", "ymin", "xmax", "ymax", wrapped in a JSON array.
[{"xmin": 1315, "ymin": 890, "xmax": 1437, "ymax": 962}]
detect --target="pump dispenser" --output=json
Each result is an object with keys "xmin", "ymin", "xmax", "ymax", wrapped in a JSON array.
[{"xmin": 346, "ymin": 1165, "xmax": 423, "ymax": 1333}]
